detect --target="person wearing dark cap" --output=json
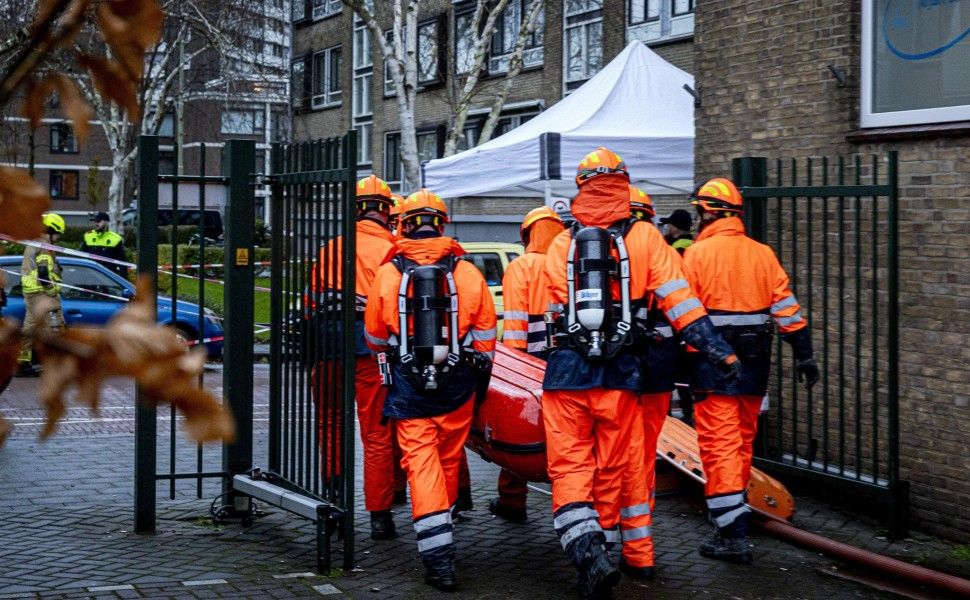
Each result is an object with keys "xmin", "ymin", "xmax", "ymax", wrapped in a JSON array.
[
  {"xmin": 660, "ymin": 209, "xmax": 694, "ymax": 254},
  {"xmin": 80, "ymin": 211, "xmax": 127, "ymax": 277}
]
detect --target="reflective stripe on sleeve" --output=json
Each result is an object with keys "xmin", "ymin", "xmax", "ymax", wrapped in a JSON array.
[
  {"xmin": 416, "ymin": 531, "xmax": 454, "ymax": 552},
  {"xmin": 365, "ymin": 331, "xmax": 389, "ymax": 347},
  {"xmin": 620, "ymin": 503, "xmax": 651, "ymax": 519},
  {"xmin": 602, "ymin": 528, "xmax": 619, "ymax": 544},
  {"xmin": 621, "ymin": 525, "xmax": 652, "ymax": 542},
  {"xmin": 503, "ymin": 331, "xmax": 528, "ymax": 341},
  {"xmin": 504, "ymin": 310, "xmax": 529, "ymax": 321},
  {"xmin": 775, "ymin": 313, "xmax": 804, "ymax": 327},
  {"xmin": 665, "ymin": 298, "xmax": 703, "ymax": 321},
  {"xmin": 709, "ymin": 314, "xmax": 771, "ymax": 327},
  {"xmin": 527, "ymin": 341, "xmax": 547, "ymax": 353},
  {"xmin": 471, "ymin": 327, "xmax": 497, "ymax": 341},
  {"xmin": 655, "ymin": 278, "xmax": 689, "ymax": 299},
  {"xmin": 706, "ymin": 492, "xmax": 746, "ymax": 510},
  {"xmin": 770, "ymin": 295, "xmax": 798, "ymax": 314}
]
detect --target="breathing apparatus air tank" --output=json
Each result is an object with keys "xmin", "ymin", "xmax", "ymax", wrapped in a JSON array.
[{"xmin": 571, "ymin": 226, "xmax": 614, "ymax": 358}]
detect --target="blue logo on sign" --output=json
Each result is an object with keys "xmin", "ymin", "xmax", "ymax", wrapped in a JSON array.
[{"xmin": 883, "ymin": 0, "xmax": 970, "ymax": 61}]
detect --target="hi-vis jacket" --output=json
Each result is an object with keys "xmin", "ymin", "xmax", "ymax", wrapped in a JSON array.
[
  {"xmin": 310, "ymin": 218, "xmax": 396, "ymax": 356},
  {"xmin": 21, "ymin": 244, "xmax": 62, "ymax": 296},
  {"xmin": 501, "ymin": 218, "xmax": 562, "ymax": 357},
  {"xmin": 364, "ymin": 236, "xmax": 497, "ymax": 419},
  {"xmin": 683, "ymin": 217, "xmax": 810, "ymax": 395},
  {"xmin": 543, "ymin": 176, "xmax": 713, "ymax": 392},
  {"xmin": 80, "ymin": 230, "xmax": 126, "ymax": 276}
]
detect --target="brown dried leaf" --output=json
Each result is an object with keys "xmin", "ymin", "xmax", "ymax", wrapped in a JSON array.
[
  {"xmin": 33, "ymin": 276, "xmax": 235, "ymax": 442},
  {"xmin": 77, "ymin": 54, "xmax": 139, "ymax": 120},
  {"xmin": 22, "ymin": 78, "xmax": 55, "ymax": 129},
  {"xmin": 31, "ymin": 0, "xmax": 63, "ymax": 30},
  {"xmin": 0, "ymin": 167, "xmax": 52, "ymax": 240},
  {"xmin": 54, "ymin": 0, "xmax": 93, "ymax": 49},
  {"xmin": 0, "ymin": 315, "xmax": 21, "ymax": 395},
  {"xmin": 97, "ymin": 0, "xmax": 164, "ymax": 80},
  {"xmin": 49, "ymin": 73, "xmax": 92, "ymax": 143},
  {"xmin": 102, "ymin": 0, "xmax": 164, "ymax": 47},
  {"xmin": 0, "ymin": 416, "xmax": 11, "ymax": 447}
]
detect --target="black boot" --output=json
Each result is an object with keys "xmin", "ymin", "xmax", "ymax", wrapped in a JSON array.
[
  {"xmin": 392, "ymin": 489, "xmax": 408, "ymax": 506},
  {"xmin": 619, "ymin": 558, "xmax": 655, "ymax": 580},
  {"xmin": 488, "ymin": 497, "xmax": 527, "ymax": 523},
  {"xmin": 15, "ymin": 362, "xmax": 39, "ymax": 377},
  {"xmin": 698, "ymin": 531, "xmax": 752, "ymax": 564},
  {"xmin": 578, "ymin": 542, "xmax": 620, "ymax": 600},
  {"xmin": 370, "ymin": 510, "xmax": 396, "ymax": 540},
  {"xmin": 455, "ymin": 486, "xmax": 473, "ymax": 511},
  {"xmin": 424, "ymin": 556, "xmax": 458, "ymax": 592}
]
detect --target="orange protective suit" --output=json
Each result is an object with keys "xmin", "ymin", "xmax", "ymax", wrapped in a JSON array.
[
  {"xmin": 309, "ymin": 218, "xmax": 401, "ymax": 512},
  {"xmin": 543, "ymin": 175, "xmax": 716, "ymax": 571},
  {"xmin": 683, "ymin": 215, "xmax": 811, "ymax": 537},
  {"xmin": 364, "ymin": 234, "xmax": 496, "ymax": 567}
]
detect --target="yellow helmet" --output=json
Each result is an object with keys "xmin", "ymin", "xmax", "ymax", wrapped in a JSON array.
[{"xmin": 42, "ymin": 212, "xmax": 66, "ymax": 234}]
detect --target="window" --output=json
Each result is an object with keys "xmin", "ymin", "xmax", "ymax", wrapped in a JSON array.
[
  {"xmin": 454, "ymin": 10, "xmax": 476, "ymax": 74},
  {"xmin": 384, "ymin": 132, "xmax": 402, "ymax": 190},
  {"xmin": 416, "ymin": 129, "xmax": 441, "ymax": 163},
  {"xmin": 564, "ymin": 1, "xmax": 603, "ymax": 91},
  {"xmin": 489, "ymin": 0, "xmax": 545, "ymax": 74},
  {"xmin": 355, "ymin": 122, "xmax": 372, "ymax": 166},
  {"xmin": 418, "ymin": 19, "xmax": 440, "ymax": 85},
  {"xmin": 49, "ymin": 123, "xmax": 77, "ymax": 153},
  {"xmin": 158, "ymin": 113, "xmax": 175, "ymax": 137},
  {"xmin": 354, "ymin": 21, "xmax": 372, "ymax": 70},
  {"xmin": 311, "ymin": 0, "xmax": 340, "ymax": 21},
  {"xmin": 627, "ymin": 0, "xmax": 694, "ymax": 44},
  {"xmin": 861, "ymin": 0, "xmax": 970, "ymax": 127},
  {"xmin": 312, "ymin": 46, "xmax": 342, "ymax": 108},
  {"xmin": 49, "ymin": 170, "xmax": 79, "ymax": 200},
  {"xmin": 291, "ymin": 58, "xmax": 306, "ymax": 109},
  {"xmin": 494, "ymin": 111, "xmax": 539, "ymax": 137},
  {"xmin": 383, "ymin": 31, "xmax": 397, "ymax": 95},
  {"xmin": 629, "ymin": 0, "xmax": 660, "ymax": 24},
  {"xmin": 353, "ymin": 15, "xmax": 374, "ymax": 165},
  {"xmin": 60, "ymin": 265, "xmax": 126, "ymax": 301},
  {"xmin": 463, "ymin": 253, "xmax": 504, "ymax": 287},
  {"xmin": 292, "ymin": 0, "xmax": 306, "ymax": 22},
  {"xmin": 221, "ymin": 109, "xmax": 265, "ymax": 134},
  {"xmin": 353, "ymin": 74, "xmax": 372, "ymax": 117}
]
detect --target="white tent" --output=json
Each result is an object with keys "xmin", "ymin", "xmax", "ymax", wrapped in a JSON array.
[{"xmin": 422, "ymin": 41, "xmax": 695, "ymax": 202}]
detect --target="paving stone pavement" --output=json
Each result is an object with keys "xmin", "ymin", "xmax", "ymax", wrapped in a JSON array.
[{"xmin": 0, "ymin": 372, "xmax": 966, "ymax": 599}]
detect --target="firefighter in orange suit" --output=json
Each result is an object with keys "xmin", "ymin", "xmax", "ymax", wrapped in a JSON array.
[
  {"xmin": 683, "ymin": 178, "xmax": 820, "ymax": 564},
  {"xmin": 491, "ymin": 206, "xmax": 565, "ymax": 523},
  {"xmin": 309, "ymin": 175, "xmax": 399, "ymax": 541},
  {"xmin": 542, "ymin": 148, "xmax": 740, "ymax": 598},
  {"xmin": 365, "ymin": 189, "xmax": 497, "ymax": 592}
]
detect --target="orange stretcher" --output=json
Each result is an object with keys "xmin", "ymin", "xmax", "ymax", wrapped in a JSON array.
[{"xmin": 466, "ymin": 344, "xmax": 795, "ymax": 521}]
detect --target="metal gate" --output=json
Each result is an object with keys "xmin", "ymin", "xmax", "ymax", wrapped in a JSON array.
[
  {"xmin": 134, "ymin": 135, "xmax": 256, "ymax": 531},
  {"xmin": 266, "ymin": 133, "xmax": 358, "ymax": 569},
  {"xmin": 732, "ymin": 151, "xmax": 908, "ymax": 537}
]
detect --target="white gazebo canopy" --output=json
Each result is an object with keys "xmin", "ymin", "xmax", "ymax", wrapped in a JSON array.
[{"xmin": 422, "ymin": 41, "xmax": 695, "ymax": 201}]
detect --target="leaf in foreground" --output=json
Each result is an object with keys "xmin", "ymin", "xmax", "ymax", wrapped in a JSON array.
[
  {"xmin": 33, "ymin": 278, "xmax": 235, "ymax": 443},
  {"xmin": 0, "ymin": 167, "xmax": 52, "ymax": 240}
]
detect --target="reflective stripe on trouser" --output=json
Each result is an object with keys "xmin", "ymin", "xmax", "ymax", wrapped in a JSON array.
[
  {"xmin": 542, "ymin": 388, "xmax": 640, "ymax": 529},
  {"xmin": 413, "ymin": 509, "xmax": 455, "ymax": 563},
  {"xmin": 19, "ymin": 293, "xmax": 64, "ymax": 362},
  {"xmin": 553, "ymin": 502, "xmax": 602, "ymax": 552},
  {"xmin": 356, "ymin": 358, "xmax": 395, "ymax": 512},
  {"xmin": 396, "ymin": 397, "xmax": 474, "ymax": 521},
  {"xmin": 312, "ymin": 360, "xmax": 345, "ymax": 480},
  {"xmin": 615, "ymin": 402, "xmax": 653, "ymax": 568},
  {"xmin": 694, "ymin": 393, "xmax": 761, "ymax": 533},
  {"xmin": 497, "ymin": 468, "xmax": 528, "ymax": 510}
]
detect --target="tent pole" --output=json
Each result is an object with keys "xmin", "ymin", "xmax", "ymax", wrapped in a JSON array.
[{"xmin": 544, "ymin": 180, "xmax": 552, "ymax": 206}]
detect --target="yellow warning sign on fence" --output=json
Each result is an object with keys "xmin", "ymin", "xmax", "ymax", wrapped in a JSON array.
[{"xmin": 235, "ymin": 248, "xmax": 250, "ymax": 266}]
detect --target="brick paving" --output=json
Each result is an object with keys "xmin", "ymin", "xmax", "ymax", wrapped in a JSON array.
[{"xmin": 0, "ymin": 368, "xmax": 965, "ymax": 599}]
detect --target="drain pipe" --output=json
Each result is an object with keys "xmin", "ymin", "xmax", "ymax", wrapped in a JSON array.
[{"xmin": 752, "ymin": 509, "xmax": 970, "ymax": 597}]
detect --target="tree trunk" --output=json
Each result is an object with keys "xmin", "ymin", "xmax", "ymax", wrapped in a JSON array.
[{"xmin": 107, "ymin": 155, "xmax": 128, "ymax": 232}]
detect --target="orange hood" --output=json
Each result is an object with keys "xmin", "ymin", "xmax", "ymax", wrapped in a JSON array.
[
  {"xmin": 695, "ymin": 215, "xmax": 746, "ymax": 243},
  {"xmin": 571, "ymin": 175, "xmax": 632, "ymax": 228},
  {"xmin": 385, "ymin": 235, "xmax": 466, "ymax": 265},
  {"xmin": 526, "ymin": 218, "xmax": 565, "ymax": 254}
]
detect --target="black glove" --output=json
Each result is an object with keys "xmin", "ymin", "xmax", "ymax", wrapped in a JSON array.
[
  {"xmin": 717, "ymin": 356, "xmax": 743, "ymax": 384},
  {"xmin": 796, "ymin": 357, "xmax": 820, "ymax": 389},
  {"xmin": 464, "ymin": 349, "xmax": 492, "ymax": 374}
]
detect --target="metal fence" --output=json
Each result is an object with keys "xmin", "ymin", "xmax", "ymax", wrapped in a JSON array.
[
  {"xmin": 733, "ymin": 152, "xmax": 907, "ymax": 537},
  {"xmin": 267, "ymin": 133, "xmax": 358, "ymax": 568},
  {"xmin": 134, "ymin": 135, "xmax": 255, "ymax": 533}
]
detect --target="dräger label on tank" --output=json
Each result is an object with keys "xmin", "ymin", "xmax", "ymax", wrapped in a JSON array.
[{"xmin": 577, "ymin": 289, "xmax": 602, "ymax": 302}]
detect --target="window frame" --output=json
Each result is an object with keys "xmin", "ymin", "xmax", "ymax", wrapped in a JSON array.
[
  {"xmin": 383, "ymin": 131, "xmax": 402, "ymax": 191},
  {"xmin": 49, "ymin": 169, "xmax": 80, "ymax": 200},
  {"xmin": 488, "ymin": 0, "xmax": 545, "ymax": 75},
  {"xmin": 417, "ymin": 17, "xmax": 444, "ymax": 86},
  {"xmin": 49, "ymin": 122, "xmax": 78, "ymax": 154},
  {"xmin": 563, "ymin": 6, "xmax": 603, "ymax": 92},
  {"xmin": 628, "ymin": 0, "xmax": 660, "ymax": 25},
  {"xmin": 221, "ymin": 109, "xmax": 266, "ymax": 135},
  {"xmin": 311, "ymin": 0, "xmax": 340, "ymax": 22},
  {"xmin": 291, "ymin": 57, "xmax": 307, "ymax": 110},
  {"xmin": 627, "ymin": 0, "xmax": 694, "ymax": 45},
  {"xmin": 311, "ymin": 45, "xmax": 343, "ymax": 109}
]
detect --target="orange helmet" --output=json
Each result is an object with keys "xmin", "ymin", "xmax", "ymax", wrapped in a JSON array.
[
  {"xmin": 356, "ymin": 175, "xmax": 393, "ymax": 213},
  {"xmin": 520, "ymin": 206, "xmax": 562, "ymax": 238},
  {"xmin": 400, "ymin": 188, "xmax": 449, "ymax": 226},
  {"xmin": 691, "ymin": 177, "xmax": 743, "ymax": 213},
  {"xmin": 575, "ymin": 147, "xmax": 629, "ymax": 186},
  {"xmin": 388, "ymin": 193, "xmax": 405, "ymax": 221},
  {"xmin": 628, "ymin": 186, "xmax": 656, "ymax": 221}
]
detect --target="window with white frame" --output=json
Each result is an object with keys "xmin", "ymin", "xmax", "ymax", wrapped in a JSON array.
[
  {"xmin": 416, "ymin": 129, "xmax": 440, "ymax": 163},
  {"xmin": 355, "ymin": 122, "xmax": 372, "ymax": 166},
  {"xmin": 158, "ymin": 113, "xmax": 175, "ymax": 137},
  {"xmin": 384, "ymin": 132, "xmax": 402, "ymax": 190},
  {"xmin": 312, "ymin": 0, "xmax": 340, "ymax": 21},
  {"xmin": 564, "ymin": 0, "xmax": 603, "ymax": 92},
  {"xmin": 454, "ymin": 9, "xmax": 476, "ymax": 75},
  {"xmin": 354, "ymin": 20, "xmax": 372, "ymax": 70},
  {"xmin": 221, "ymin": 109, "xmax": 265, "ymax": 135},
  {"xmin": 384, "ymin": 30, "xmax": 397, "ymax": 96},
  {"xmin": 627, "ymin": 0, "xmax": 694, "ymax": 44},
  {"xmin": 49, "ymin": 170, "xmax": 79, "ymax": 200},
  {"xmin": 49, "ymin": 123, "xmax": 78, "ymax": 153},
  {"xmin": 353, "ymin": 73, "xmax": 372, "ymax": 117},
  {"xmin": 489, "ymin": 0, "xmax": 545, "ymax": 74},
  {"xmin": 861, "ymin": 0, "xmax": 970, "ymax": 128},
  {"xmin": 292, "ymin": 0, "xmax": 306, "ymax": 22},
  {"xmin": 353, "ymin": 14, "xmax": 374, "ymax": 166},
  {"xmin": 291, "ymin": 58, "xmax": 306, "ymax": 109},
  {"xmin": 418, "ymin": 20, "xmax": 440, "ymax": 85},
  {"xmin": 494, "ymin": 110, "xmax": 539, "ymax": 137},
  {"xmin": 312, "ymin": 46, "xmax": 342, "ymax": 108}
]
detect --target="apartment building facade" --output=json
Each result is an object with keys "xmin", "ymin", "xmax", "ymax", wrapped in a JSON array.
[{"xmin": 290, "ymin": 0, "xmax": 696, "ymax": 240}]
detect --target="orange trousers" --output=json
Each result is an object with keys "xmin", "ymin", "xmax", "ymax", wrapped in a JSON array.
[
  {"xmin": 312, "ymin": 361, "xmax": 344, "ymax": 481},
  {"xmin": 396, "ymin": 398, "xmax": 474, "ymax": 520},
  {"xmin": 542, "ymin": 388, "xmax": 642, "ymax": 531},
  {"xmin": 694, "ymin": 393, "xmax": 762, "ymax": 497},
  {"xmin": 355, "ymin": 358, "xmax": 397, "ymax": 512},
  {"xmin": 497, "ymin": 469, "xmax": 529, "ymax": 510}
]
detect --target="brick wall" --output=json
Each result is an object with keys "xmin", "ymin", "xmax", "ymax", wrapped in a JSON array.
[
  {"xmin": 650, "ymin": 39, "xmax": 694, "ymax": 74},
  {"xmin": 695, "ymin": 0, "xmax": 970, "ymax": 540}
]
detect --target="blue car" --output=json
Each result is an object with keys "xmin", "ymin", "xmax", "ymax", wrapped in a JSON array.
[{"xmin": 0, "ymin": 256, "xmax": 223, "ymax": 358}]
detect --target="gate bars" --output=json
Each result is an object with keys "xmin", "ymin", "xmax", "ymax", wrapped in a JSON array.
[
  {"xmin": 733, "ymin": 152, "xmax": 907, "ymax": 537},
  {"xmin": 268, "ymin": 133, "xmax": 357, "ymax": 568}
]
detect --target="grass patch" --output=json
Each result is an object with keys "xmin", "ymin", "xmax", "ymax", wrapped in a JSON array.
[
  {"xmin": 162, "ymin": 277, "xmax": 271, "ymax": 324},
  {"xmin": 951, "ymin": 545, "xmax": 970, "ymax": 561}
]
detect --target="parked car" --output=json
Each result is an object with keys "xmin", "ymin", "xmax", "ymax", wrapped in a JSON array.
[
  {"xmin": 0, "ymin": 256, "xmax": 223, "ymax": 358},
  {"xmin": 122, "ymin": 207, "xmax": 224, "ymax": 241},
  {"xmin": 459, "ymin": 242, "xmax": 522, "ymax": 335}
]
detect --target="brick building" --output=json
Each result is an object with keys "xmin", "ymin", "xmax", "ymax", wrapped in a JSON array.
[
  {"xmin": 291, "ymin": 0, "xmax": 696, "ymax": 240},
  {"xmin": 693, "ymin": 0, "xmax": 970, "ymax": 539}
]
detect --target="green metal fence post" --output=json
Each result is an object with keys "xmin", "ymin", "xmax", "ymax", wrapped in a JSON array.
[
  {"xmin": 732, "ymin": 157, "xmax": 768, "ymax": 242},
  {"xmin": 222, "ymin": 139, "xmax": 256, "ymax": 510},
  {"xmin": 341, "ymin": 131, "xmax": 358, "ymax": 571},
  {"xmin": 135, "ymin": 135, "xmax": 159, "ymax": 534}
]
